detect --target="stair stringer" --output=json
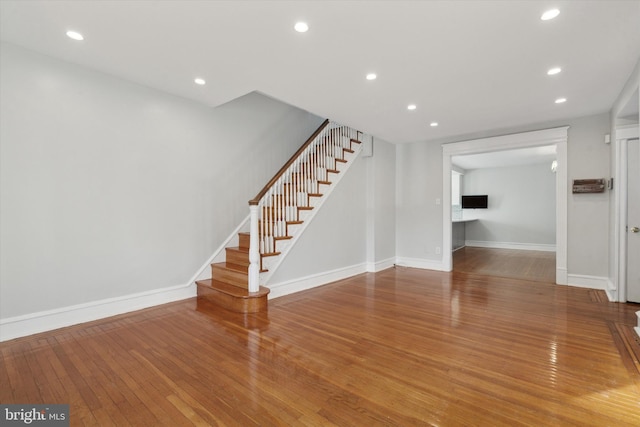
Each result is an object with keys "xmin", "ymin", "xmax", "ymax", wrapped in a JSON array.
[
  {"xmin": 259, "ymin": 142, "xmax": 363, "ymax": 286},
  {"xmin": 192, "ymin": 214, "xmax": 249, "ymax": 283}
]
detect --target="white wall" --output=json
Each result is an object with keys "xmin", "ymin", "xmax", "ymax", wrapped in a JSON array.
[
  {"xmin": 396, "ymin": 112, "xmax": 611, "ymax": 278},
  {"xmin": 0, "ymin": 43, "xmax": 324, "ymax": 320},
  {"xmin": 463, "ymin": 163, "xmax": 556, "ymax": 248}
]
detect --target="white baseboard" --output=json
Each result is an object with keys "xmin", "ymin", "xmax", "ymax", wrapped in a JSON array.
[
  {"xmin": 395, "ymin": 257, "xmax": 446, "ymax": 272},
  {"xmin": 465, "ymin": 240, "xmax": 556, "ymax": 252},
  {"xmin": 556, "ymin": 267, "xmax": 568, "ymax": 285},
  {"xmin": 0, "ymin": 283, "xmax": 196, "ymax": 342},
  {"xmin": 366, "ymin": 257, "xmax": 395, "ymax": 273},
  {"xmin": 268, "ymin": 263, "xmax": 368, "ymax": 299},
  {"xmin": 605, "ymin": 278, "xmax": 617, "ymax": 302},
  {"xmin": 566, "ymin": 274, "xmax": 608, "ymax": 290}
]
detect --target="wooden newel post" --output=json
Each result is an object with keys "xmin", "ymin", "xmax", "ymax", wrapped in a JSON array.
[{"xmin": 248, "ymin": 203, "xmax": 260, "ymax": 293}]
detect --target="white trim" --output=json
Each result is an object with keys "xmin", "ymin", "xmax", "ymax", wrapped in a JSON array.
[
  {"xmin": 268, "ymin": 263, "xmax": 367, "ymax": 299},
  {"xmin": 465, "ymin": 240, "xmax": 556, "ymax": 252},
  {"xmin": 395, "ymin": 257, "xmax": 446, "ymax": 272},
  {"xmin": 566, "ymin": 274, "xmax": 608, "ymax": 290},
  {"xmin": 366, "ymin": 258, "xmax": 396, "ymax": 273},
  {"xmin": 613, "ymin": 125, "xmax": 639, "ymax": 302},
  {"xmin": 0, "ymin": 282, "xmax": 196, "ymax": 342},
  {"xmin": 606, "ymin": 278, "xmax": 617, "ymax": 302},
  {"xmin": 617, "ymin": 125, "xmax": 640, "ymax": 140},
  {"xmin": 556, "ymin": 267, "xmax": 568, "ymax": 285},
  {"xmin": 194, "ymin": 214, "xmax": 250, "ymax": 282},
  {"xmin": 442, "ymin": 126, "xmax": 569, "ymax": 285}
]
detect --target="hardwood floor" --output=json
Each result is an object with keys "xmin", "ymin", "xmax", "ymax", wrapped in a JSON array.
[
  {"xmin": 454, "ymin": 247, "xmax": 556, "ymax": 283},
  {"xmin": 2, "ymin": 267, "xmax": 640, "ymax": 426}
]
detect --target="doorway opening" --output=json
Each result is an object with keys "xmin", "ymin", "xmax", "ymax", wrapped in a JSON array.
[
  {"xmin": 442, "ymin": 127, "xmax": 569, "ymax": 284},
  {"xmin": 449, "ymin": 146, "xmax": 558, "ymax": 283}
]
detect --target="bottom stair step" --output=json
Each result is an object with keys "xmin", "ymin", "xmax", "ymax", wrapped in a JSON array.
[{"xmin": 196, "ymin": 279, "xmax": 269, "ymax": 313}]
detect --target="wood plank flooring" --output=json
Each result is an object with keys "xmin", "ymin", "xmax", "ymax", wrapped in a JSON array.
[
  {"xmin": 2, "ymin": 267, "xmax": 640, "ymax": 426},
  {"xmin": 454, "ymin": 247, "xmax": 556, "ymax": 283}
]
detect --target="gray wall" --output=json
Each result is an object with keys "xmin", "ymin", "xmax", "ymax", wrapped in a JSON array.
[
  {"xmin": 463, "ymin": 163, "xmax": 556, "ymax": 246},
  {"xmin": 396, "ymin": 112, "xmax": 611, "ymax": 278},
  {"xmin": 268, "ymin": 137, "xmax": 397, "ymax": 285},
  {"xmin": 372, "ymin": 139, "xmax": 397, "ymax": 263},
  {"xmin": 566, "ymin": 113, "xmax": 611, "ymax": 278},
  {"xmin": 268, "ymin": 156, "xmax": 368, "ymax": 283},
  {"xmin": 396, "ymin": 141, "xmax": 443, "ymax": 261},
  {"xmin": 0, "ymin": 43, "xmax": 324, "ymax": 319}
]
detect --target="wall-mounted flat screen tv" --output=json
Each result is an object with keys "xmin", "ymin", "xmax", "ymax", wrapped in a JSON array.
[{"xmin": 461, "ymin": 195, "xmax": 488, "ymax": 209}]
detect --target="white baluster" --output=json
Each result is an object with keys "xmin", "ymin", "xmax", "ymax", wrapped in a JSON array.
[{"xmin": 248, "ymin": 204, "xmax": 260, "ymax": 293}]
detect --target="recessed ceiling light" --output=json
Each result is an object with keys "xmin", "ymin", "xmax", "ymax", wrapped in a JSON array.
[
  {"xmin": 194, "ymin": 78, "xmax": 206, "ymax": 85},
  {"xmin": 547, "ymin": 67, "xmax": 562, "ymax": 75},
  {"xmin": 294, "ymin": 22, "xmax": 309, "ymax": 33},
  {"xmin": 541, "ymin": 9, "xmax": 560, "ymax": 21},
  {"xmin": 407, "ymin": 104, "xmax": 417, "ymax": 111},
  {"xmin": 430, "ymin": 122, "xmax": 439, "ymax": 127},
  {"xmin": 555, "ymin": 97, "xmax": 567, "ymax": 104},
  {"xmin": 66, "ymin": 30, "xmax": 84, "ymax": 41},
  {"xmin": 366, "ymin": 73, "xmax": 377, "ymax": 81}
]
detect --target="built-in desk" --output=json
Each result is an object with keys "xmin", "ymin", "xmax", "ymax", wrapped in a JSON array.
[{"xmin": 452, "ymin": 219, "xmax": 477, "ymax": 251}]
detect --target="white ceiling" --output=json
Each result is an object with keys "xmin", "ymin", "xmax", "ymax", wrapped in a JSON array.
[{"xmin": 1, "ymin": 0, "xmax": 639, "ymax": 144}]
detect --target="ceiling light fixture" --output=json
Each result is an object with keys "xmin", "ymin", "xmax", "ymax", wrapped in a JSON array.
[
  {"xmin": 366, "ymin": 73, "xmax": 377, "ymax": 81},
  {"xmin": 430, "ymin": 122, "xmax": 438, "ymax": 127},
  {"xmin": 555, "ymin": 97, "xmax": 567, "ymax": 104},
  {"xmin": 294, "ymin": 22, "xmax": 309, "ymax": 33},
  {"xmin": 407, "ymin": 104, "xmax": 417, "ymax": 111},
  {"xmin": 547, "ymin": 67, "xmax": 562, "ymax": 75},
  {"xmin": 541, "ymin": 9, "xmax": 560, "ymax": 21},
  {"xmin": 194, "ymin": 78, "xmax": 206, "ymax": 85},
  {"xmin": 66, "ymin": 30, "xmax": 84, "ymax": 41}
]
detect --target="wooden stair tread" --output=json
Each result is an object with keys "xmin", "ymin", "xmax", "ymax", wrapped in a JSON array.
[
  {"xmin": 196, "ymin": 279, "xmax": 269, "ymax": 298},
  {"xmin": 196, "ymin": 279, "xmax": 269, "ymax": 313},
  {"xmin": 261, "ymin": 252, "xmax": 281, "ymax": 257},
  {"xmin": 213, "ymin": 262, "xmax": 246, "ymax": 273},
  {"xmin": 226, "ymin": 246, "xmax": 248, "ymax": 253}
]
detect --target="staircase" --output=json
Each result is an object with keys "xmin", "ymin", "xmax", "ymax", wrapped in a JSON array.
[{"xmin": 196, "ymin": 120, "xmax": 362, "ymax": 313}]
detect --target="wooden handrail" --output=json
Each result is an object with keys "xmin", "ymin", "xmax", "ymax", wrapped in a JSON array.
[{"xmin": 249, "ymin": 119, "xmax": 330, "ymax": 205}]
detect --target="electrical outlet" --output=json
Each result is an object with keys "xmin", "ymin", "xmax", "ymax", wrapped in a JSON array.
[
  {"xmin": 436, "ymin": 198, "xmax": 441, "ymax": 205},
  {"xmin": 435, "ymin": 247, "xmax": 441, "ymax": 254}
]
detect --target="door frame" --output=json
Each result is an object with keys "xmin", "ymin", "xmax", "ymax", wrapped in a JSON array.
[
  {"xmin": 613, "ymin": 125, "xmax": 640, "ymax": 302},
  {"xmin": 441, "ymin": 126, "xmax": 569, "ymax": 284}
]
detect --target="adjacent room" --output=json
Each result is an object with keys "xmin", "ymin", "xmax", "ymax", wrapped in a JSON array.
[{"xmin": 451, "ymin": 146, "xmax": 557, "ymax": 283}]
